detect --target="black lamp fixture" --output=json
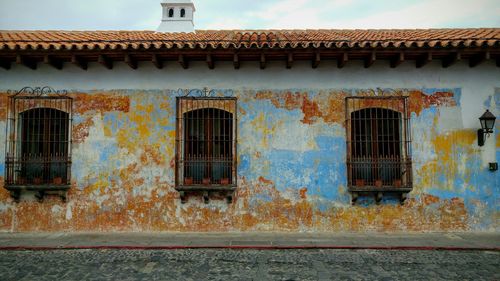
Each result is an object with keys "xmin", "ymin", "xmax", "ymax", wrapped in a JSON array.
[{"xmin": 477, "ymin": 109, "xmax": 496, "ymax": 146}]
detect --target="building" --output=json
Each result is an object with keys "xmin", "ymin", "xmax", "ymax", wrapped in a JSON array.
[{"xmin": 0, "ymin": 0, "xmax": 499, "ymax": 232}]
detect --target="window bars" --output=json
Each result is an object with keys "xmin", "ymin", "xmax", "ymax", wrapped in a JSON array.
[
  {"xmin": 4, "ymin": 87, "xmax": 73, "ymax": 187},
  {"xmin": 345, "ymin": 96, "xmax": 412, "ymax": 190},
  {"xmin": 175, "ymin": 97, "xmax": 237, "ymax": 187}
]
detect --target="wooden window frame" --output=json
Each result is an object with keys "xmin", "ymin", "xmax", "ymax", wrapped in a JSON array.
[
  {"xmin": 4, "ymin": 87, "xmax": 73, "ymax": 202},
  {"xmin": 345, "ymin": 96, "xmax": 412, "ymax": 204},
  {"xmin": 175, "ymin": 97, "xmax": 237, "ymax": 199}
]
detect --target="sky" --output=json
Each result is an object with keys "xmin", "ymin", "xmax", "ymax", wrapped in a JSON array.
[{"xmin": 0, "ymin": 0, "xmax": 499, "ymax": 31}]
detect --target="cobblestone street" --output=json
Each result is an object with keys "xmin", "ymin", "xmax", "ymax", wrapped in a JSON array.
[{"xmin": 0, "ymin": 249, "xmax": 498, "ymax": 281}]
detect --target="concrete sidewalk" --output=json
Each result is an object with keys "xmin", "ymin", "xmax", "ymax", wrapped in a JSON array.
[{"xmin": 0, "ymin": 232, "xmax": 498, "ymax": 250}]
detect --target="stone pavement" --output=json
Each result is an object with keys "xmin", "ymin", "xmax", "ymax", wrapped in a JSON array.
[
  {"xmin": 0, "ymin": 232, "xmax": 499, "ymax": 280},
  {"xmin": 0, "ymin": 232, "xmax": 498, "ymax": 250},
  {"xmin": 0, "ymin": 248, "xmax": 499, "ymax": 280}
]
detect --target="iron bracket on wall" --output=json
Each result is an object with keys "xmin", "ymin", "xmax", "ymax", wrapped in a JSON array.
[
  {"xmin": 176, "ymin": 187, "xmax": 235, "ymax": 204},
  {"xmin": 350, "ymin": 190, "xmax": 410, "ymax": 205}
]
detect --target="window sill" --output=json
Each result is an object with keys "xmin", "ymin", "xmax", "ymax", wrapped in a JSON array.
[
  {"xmin": 175, "ymin": 185, "xmax": 236, "ymax": 204},
  {"xmin": 348, "ymin": 186, "xmax": 412, "ymax": 205},
  {"xmin": 4, "ymin": 184, "xmax": 70, "ymax": 202},
  {"xmin": 348, "ymin": 186, "xmax": 412, "ymax": 192},
  {"xmin": 175, "ymin": 185, "xmax": 236, "ymax": 192},
  {"xmin": 5, "ymin": 184, "xmax": 71, "ymax": 191}
]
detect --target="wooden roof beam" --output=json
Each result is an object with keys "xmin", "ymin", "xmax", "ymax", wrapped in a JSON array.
[
  {"xmin": 0, "ymin": 60, "xmax": 11, "ymax": 70},
  {"xmin": 364, "ymin": 51, "xmax": 376, "ymax": 68},
  {"xmin": 442, "ymin": 52, "xmax": 461, "ymax": 68},
  {"xmin": 260, "ymin": 53, "xmax": 266, "ymax": 70},
  {"xmin": 71, "ymin": 55, "xmax": 87, "ymax": 70},
  {"xmin": 206, "ymin": 54, "xmax": 214, "ymax": 69},
  {"xmin": 125, "ymin": 54, "xmax": 137, "ymax": 69},
  {"xmin": 16, "ymin": 55, "xmax": 37, "ymax": 70},
  {"xmin": 312, "ymin": 52, "xmax": 320, "ymax": 69},
  {"xmin": 152, "ymin": 54, "xmax": 163, "ymax": 69},
  {"xmin": 286, "ymin": 53, "xmax": 293, "ymax": 69},
  {"xmin": 44, "ymin": 55, "xmax": 63, "ymax": 70},
  {"xmin": 337, "ymin": 52, "xmax": 348, "ymax": 68},
  {"xmin": 469, "ymin": 51, "xmax": 490, "ymax": 67},
  {"xmin": 416, "ymin": 52, "xmax": 432, "ymax": 68},
  {"xmin": 98, "ymin": 55, "xmax": 113, "ymax": 69},
  {"xmin": 390, "ymin": 52, "xmax": 405, "ymax": 68},
  {"xmin": 178, "ymin": 54, "xmax": 188, "ymax": 69},
  {"xmin": 233, "ymin": 53, "xmax": 240, "ymax": 69}
]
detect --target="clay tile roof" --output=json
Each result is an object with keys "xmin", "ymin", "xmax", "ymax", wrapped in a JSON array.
[{"xmin": 0, "ymin": 28, "xmax": 499, "ymax": 51}]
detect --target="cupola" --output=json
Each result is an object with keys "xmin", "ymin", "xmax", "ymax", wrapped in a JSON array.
[{"xmin": 157, "ymin": 0, "xmax": 195, "ymax": 33}]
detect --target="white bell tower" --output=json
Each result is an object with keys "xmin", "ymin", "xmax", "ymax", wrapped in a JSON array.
[{"xmin": 157, "ymin": 0, "xmax": 195, "ymax": 33}]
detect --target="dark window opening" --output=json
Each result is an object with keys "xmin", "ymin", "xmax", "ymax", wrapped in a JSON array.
[
  {"xmin": 180, "ymin": 8, "xmax": 186, "ymax": 18},
  {"xmin": 19, "ymin": 108, "xmax": 69, "ymax": 184},
  {"xmin": 5, "ymin": 94, "xmax": 72, "ymax": 187},
  {"xmin": 176, "ymin": 98, "xmax": 237, "ymax": 187},
  {"xmin": 184, "ymin": 108, "xmax": 232, "ymax": 184},
  {"xmin": 168, "ymin": 8, "xmax": 174, "ymax": 17},
  {"xmin": 346, "ymin": 97, "xmax": 412, "ymax": 189}
]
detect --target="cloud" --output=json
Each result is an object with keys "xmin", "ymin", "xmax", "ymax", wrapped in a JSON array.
[
  {"xmin": 0, "ymin": 0, "xmax": 160, "ymax": 30},
  {"xmin": 334, "ymin": 0, "xmax": 500, "ymax": 29},
  {"xmin": 204, "ymin": 18, "xmax": 248, "ymax": 30},
  {"xmin": 202, "ymin": 0, "xmax": 500, "ymax": 29},
  {"xmin": 0, "ymin": 0, "xmax": 498, "ymax": 30},
  {"xmin": 245, "ymin": 0, "xmax": 355, "ymax": 29}
]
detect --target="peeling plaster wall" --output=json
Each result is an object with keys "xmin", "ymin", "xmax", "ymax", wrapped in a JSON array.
[{"xmin": 0, "ymin": 60, "xmax": 499, "ymax": 232}]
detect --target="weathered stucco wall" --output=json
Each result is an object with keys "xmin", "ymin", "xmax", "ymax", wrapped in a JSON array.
[{"xmin": 0, "ymin": 61, "xmax": 499, "ymax": 232}]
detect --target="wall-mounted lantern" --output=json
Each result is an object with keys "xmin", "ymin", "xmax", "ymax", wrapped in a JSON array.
[{"xmin": 477, "ymin": 109, "xmax": 496, "ymax": 147}]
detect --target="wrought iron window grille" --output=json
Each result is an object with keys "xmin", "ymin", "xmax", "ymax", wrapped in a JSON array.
[
  {"xmin": 4, "ymin": 87, "xmax": 73, "ymax": 202},
  {"xmin": 175, "ymin": 88, "xmax": 237, "ymax": 204},
  {"xmin": 177, "ymin": 87, "xmax": 234, "ymax": 98},
  {"xmin": 345, "ymin": 96, "xmax": 412, "ymax": 205}
]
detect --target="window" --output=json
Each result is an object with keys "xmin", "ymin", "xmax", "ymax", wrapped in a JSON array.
[
  {"xmin": 4, "ymin": 87, "xmax": 72, "ymax": 201},
  {"xmin": 175, "ymin": 97, "xmax": 237, "ymax": 188},
  {"xmin": 180, "ymin": 8, "xmax": 186, "ymax": 18},
  {"xmin": 345, "ymin": 96, "xmax": 412, "ymax": 202},
  {"xmin": 168, "ymin": 8, "xmax": 174, "ymax": 18}
]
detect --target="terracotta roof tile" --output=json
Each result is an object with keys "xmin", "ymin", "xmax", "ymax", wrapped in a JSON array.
[{"xmin": 0, "ymin": 29, "xmax": 499, "ymax": 51}]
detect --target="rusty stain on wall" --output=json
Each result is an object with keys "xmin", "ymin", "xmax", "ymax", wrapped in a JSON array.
[
  {"xmin": 0, "ymin": 88, "xmax": 497, "ymax": 232},
  {"xmin": 72, "ymin": 117, "xmax": 94, "ymax": 144},
  {"xmin": 255, "ymin": 89, "xmax": 458, "ymax": 127},
  {"xmin": 0, "ymin": 95, "xmax": 7, "ymax": 120},
  {"xmin": 72, "ymin": 92, "xmax": 130, "ymax": 114}
]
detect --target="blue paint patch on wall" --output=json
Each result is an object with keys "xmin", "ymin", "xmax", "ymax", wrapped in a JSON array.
[
  {"xmin": 411, "ymin": 106, "xmax": 439, "ymax": 172},
  {"xmin": 463, "ymin": 158, "xmax": 500, "ymax": 230},
  {"xmin": 99, "ymin": 144, "xmax": 119, "ymax": 163},
  {"xmin": 102, "ymin": 112, "xmax": 124, "ymax": 135},
  {"xmin": 72, "ymin": 114, "xmax": 88, "ymax": 125},
  {"xmin": 238, "ymin": 154, "xmax": 250, "ymax": 176},
  {"xmin": 484, "ymin": 96, "xmax": 493, "ymax": 108},
  {"xmin": 495, "ymin": 88, "xmax": 500, "ymax": 108},
  {"xmin": 236, "ymin": 95, "xmax": 349, "ymax": 201},
  {"xmin": 263, "ymin": 136, "xmax": 347, "ymax": 201}
]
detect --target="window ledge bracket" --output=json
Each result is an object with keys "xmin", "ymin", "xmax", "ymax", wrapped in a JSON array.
[
  {"xmin": 4, "ymin": 185, "xmax": 70, "ymax": 203},
  {"xmin": 348, "ymin": 187, "xmax": 412, "ymax": 206},
  {"xmin": 175, "ymin": 185, "xmax": 236, "ymax": 204}
]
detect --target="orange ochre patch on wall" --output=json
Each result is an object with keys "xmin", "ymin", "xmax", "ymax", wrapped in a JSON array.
[
  {"xmin": 0, "ymin": 175, "xmax": 469, "ymax": 232},
  {"xmin": 0, "ymin": 88, "xmax": 494, "ymax": 232},
  {"xmin": 254, "ymin": 89, "xmax": 457, "ymax": 126}
]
